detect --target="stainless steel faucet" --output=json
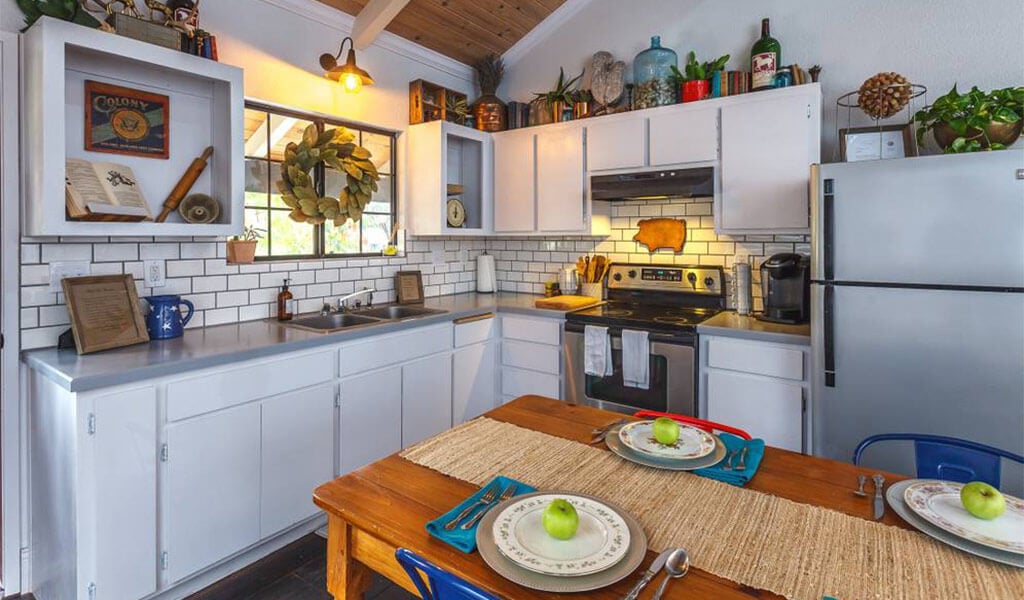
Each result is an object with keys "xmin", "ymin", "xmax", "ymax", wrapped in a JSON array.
[{"xmin": 337, "ymin": 287, "xmax": 375, "ymax": 312}]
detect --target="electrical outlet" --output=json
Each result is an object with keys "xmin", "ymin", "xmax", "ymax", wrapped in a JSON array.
[
  {"xmin": 431, "ymin": 248, "xmax": 445, "ymax": 266},
  {"xmin": 49, "ymin": 261, "xmax": 91, "ymax": 292},
  {"xmin": 144, "ymin": 260, "xmax": 166, "ymax": 288}
]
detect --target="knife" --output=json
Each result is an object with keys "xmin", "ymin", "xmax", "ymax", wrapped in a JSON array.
[
  {"xmin": 622, "ymin": 548, "xmax": 672, "ymax": 600},
  {"xmin": 872, "ymin": 474, "xmax": 886, "ymax": 520}
]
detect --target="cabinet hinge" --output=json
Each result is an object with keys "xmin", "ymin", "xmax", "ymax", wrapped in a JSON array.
[
  {"xmin": 161, "ymin": 551, "xmax": 168, "ymax": 571},
  {"xmin": 807, "ymin": 104, "xmax": 812, "ymax": 119},
  {"xmin": 334, "ymin": 390, "xmax": 340, "ymax": 408},
  {"xmin": 87, "ymin": 413, "xmax": 96, "ymax": 435},
  {"xmin": 160, "ymin": 443, "xmax": 168, "ymax": 462},
  {"xmin": 87, "ymin": 582, "xmax": 96, "ymax": 600}
]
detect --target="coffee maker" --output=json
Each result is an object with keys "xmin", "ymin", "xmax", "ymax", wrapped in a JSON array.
[{"xmin": 757, "ymin": 253, "xmax": 810, "ymax": 324}]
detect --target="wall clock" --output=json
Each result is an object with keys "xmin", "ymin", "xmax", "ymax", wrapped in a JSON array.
[{"xmin": 447, "ymin": 197, "xmax": 466, "ymax": 228}]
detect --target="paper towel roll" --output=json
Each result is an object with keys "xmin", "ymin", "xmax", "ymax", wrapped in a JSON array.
[{"xmin": 476, "ymin": 252, "xmax": 496, "ymax": 293}]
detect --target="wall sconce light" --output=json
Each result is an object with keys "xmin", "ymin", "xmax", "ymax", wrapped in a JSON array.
[{"xmin": 319, "ymin": 37, "xmax": 374, "ymax": 93}]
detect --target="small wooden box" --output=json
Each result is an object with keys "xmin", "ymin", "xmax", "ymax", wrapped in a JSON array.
[
  {"xmin": 109, "ymin": 13, "xmax": 183, "ymax": 52},
  {"xmin": 409, "ymin": 79, "xmax": 467, "ymax": 125}
]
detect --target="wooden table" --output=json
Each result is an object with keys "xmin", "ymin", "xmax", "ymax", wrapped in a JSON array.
[{"xmin": 314, "ymin": 396, "xmax": 906, "ymax": 599}]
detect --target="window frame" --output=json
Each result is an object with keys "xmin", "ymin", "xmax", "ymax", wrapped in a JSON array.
[{"xmin": 244, "ymin": 101, "xmax": 398, "ymax": 261}]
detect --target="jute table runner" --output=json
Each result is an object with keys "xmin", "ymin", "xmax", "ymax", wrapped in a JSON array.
[{"xmin": 400, "ymin": 418, "xmax": 1023, "ymax": 600}]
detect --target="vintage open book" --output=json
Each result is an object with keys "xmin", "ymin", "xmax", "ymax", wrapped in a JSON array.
[{"xmin": 65, "ymin": 159, "xmax": 153, "ymax": 221}]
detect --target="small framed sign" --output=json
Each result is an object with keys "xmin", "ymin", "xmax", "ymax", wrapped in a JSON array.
[
  {"xmin": 62, "ymin": 274, "xmax": 150, "ymax": 354},
  {"xmin": 395, "ymin": 271, "xmax": 424, "ymax": 305},
  {"xmin": 839, "ymin": 123, "xmax": 917, "ymax": 162},
  {"xmin": 85, "ymin": 80, "xmax": 170, "ymax": 159}
]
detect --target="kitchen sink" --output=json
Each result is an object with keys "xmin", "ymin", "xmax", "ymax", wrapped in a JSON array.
[
  {"xmin": 286, "ymin": 313, "xmax": 382, "ymax": 333},
  {"xmin": 356, "ymin": 305, "xmax": 447, "ymax": 320}
]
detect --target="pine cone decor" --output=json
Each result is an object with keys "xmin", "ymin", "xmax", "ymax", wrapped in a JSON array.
[{"xmin": 858, "ymin": 72, "xmax": 913, "ymax": 119}]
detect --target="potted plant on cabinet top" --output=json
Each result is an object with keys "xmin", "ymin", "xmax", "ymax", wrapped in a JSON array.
[
  {"xmin": 472, "ymin": 54, "xmax": 507, "ymax": 132},
  {"xmin": 915, "ymin": 85, "xmax": 1024, "ymax": 152},
  {"xmin": 531, "ymin": 67, "xmax": 584, "ymax": 124},
  {"xmin": 226, "ymin": 225, "xmax": 264, "ymax": 264},
  {"xmin": 671, "ymin": 52, "xmax": 730, "ymax": 103}
]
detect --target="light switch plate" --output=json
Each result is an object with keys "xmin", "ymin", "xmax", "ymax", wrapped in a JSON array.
[
  {"xmin": 144, "ymin": 260, "xmax": 166, "ymax": 287},
  {"xmin": 49, "ymin": 261, "xmax": 91, "ymax": 292}
]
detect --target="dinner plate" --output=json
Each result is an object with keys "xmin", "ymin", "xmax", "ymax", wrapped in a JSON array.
[
  {"xmin": 618, "ymin": 421, "xmax": 717, "ymax": 460},
  {"xmin": 903, "ymin": 479, "xmax": 1024, "ymax": 554},
  {"xmin": 491, "ymin": 493, "xmax": 630, "ymax": 577},
  {"xmin": 477, "ymin": 491, "xmax": 648, "ymax": 593},
  {"xmin": 887, "ymin": 479, "xmax": 1024, "ymax": 569},
  {"xmin": 606, "ymin": 424, "xmax": 727, "ymax": 471}
]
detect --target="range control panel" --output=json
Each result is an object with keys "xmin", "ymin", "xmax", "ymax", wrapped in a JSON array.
[{"xmin": 606, "ymin": 263, "xmax": 724, "ymax": 295}]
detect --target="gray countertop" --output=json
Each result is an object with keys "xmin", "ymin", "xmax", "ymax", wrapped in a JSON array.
[
  {"xmin": 697, "ymin": 311, "xmax": 811, "ymax": 345},
  {"xmin": 23, "ymin": 292, "xmax": 572, "ymax": 393}
]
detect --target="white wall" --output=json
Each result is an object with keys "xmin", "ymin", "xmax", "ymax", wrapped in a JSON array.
[{"xmin": 501, "ymin": 0, "xmax": 1024, "ymax": 158}]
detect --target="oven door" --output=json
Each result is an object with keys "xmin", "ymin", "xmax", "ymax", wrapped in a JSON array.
[{"xmin": 563, "ymin": 328, "xmax": 695, "ymax": 417}]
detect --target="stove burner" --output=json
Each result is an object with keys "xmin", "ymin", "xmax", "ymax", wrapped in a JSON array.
[
  {"xmin": 602, "ymin": 309, "xmax": 633, "ymax": 317},
  {"xmin": 652, "ymin": 316, "xmax": 699, "ymax": 325}
]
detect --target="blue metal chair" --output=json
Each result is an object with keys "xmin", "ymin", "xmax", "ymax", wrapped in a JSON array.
[
  {"xmin": 852, "ymin": 433, "xmax": 1024, "ymax": 489},
  {"xmin": 395, "ymin": 548, "xmax": 500, "ymax": 600}
]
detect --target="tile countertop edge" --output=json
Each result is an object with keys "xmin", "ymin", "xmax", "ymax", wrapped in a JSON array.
[
  {"xmin": 21, "ymin": 293, "xmax": 572, "ymax": 394},
  {"xmin": 696, "ymin": 311, "xmax": 811, "ymax": 346}
]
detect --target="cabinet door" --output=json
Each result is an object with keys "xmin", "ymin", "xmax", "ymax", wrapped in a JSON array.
[
  {"xmin": 453, "ymin": 342, "xmax": 498, "ymax": 424},
  {"xmin": 706, "ymin": 370, "xmax": 803, "ymax": 452},
  {"xmin": 586, "ymin": 117, "xmax": 645, "ymax": 171},
  {"xmin": 649, "ymin": 107, "xmax": 719, "ymax": 165},
  {"xmin": 339, "ymin": 366, "xmax": 402, "ymax": 473},
  {"xmin": 493, "ymin": 130, "xmax": 536, "ymax": 232},
  {"xmin": 536, "ymin": 127, "xmax": 586, "ymax": 232},
  {"xmin": 165, "ymin": 403, "xmax": 261, "ymax": 583},
  {"xmin": 260, "ymin": 384, "xmax": 335, "ymax": 538},
  {"xmin": 402, "ymin": 353, "xmax": 453, "ymax": 447},
  {"xmin": 720, "ymin": 95, "xmax": 814, "ymax": 231},
  {"xmin": 85, "ymin": 387, "xmax": 157, "ymax": 600}
]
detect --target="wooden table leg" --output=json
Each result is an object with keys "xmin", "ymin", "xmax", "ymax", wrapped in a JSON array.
[{"xmin": 326, "ymin": 513, "xmax": 373, "ymax": 599}]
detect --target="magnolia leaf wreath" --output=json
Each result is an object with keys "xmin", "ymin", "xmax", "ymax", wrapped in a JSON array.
[{"xmin": 276, "ymin": 124, "xmax": 380, "ymax": 225}]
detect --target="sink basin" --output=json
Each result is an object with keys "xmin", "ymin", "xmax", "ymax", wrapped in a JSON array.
[
  {"xmin": 286, "ymin": 313, "xmax": 381, "ymax": 333},
  {"xmin": 357, "ymin": 306, "xmax": 447, "ymax": 320}
]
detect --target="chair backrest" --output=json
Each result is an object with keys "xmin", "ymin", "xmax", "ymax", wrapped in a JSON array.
[
  {"xmin": 633, "ymin": 410, "xmax": 752, "ymax": 440},
  {"xmin": 852, "ymin": 433, "xmax": 1024, "ymax": 489},
  {"xmin": 396, "ymin": 548, "xmax": 500, "ymax": 600}
]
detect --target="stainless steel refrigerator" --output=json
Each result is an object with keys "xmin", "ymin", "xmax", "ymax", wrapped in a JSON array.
[{"xmin": 810, "ymin": 150, "xmax": 1024, "ymax": 495}]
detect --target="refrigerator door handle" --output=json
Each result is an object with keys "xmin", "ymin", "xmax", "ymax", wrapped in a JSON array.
[
  {"xmin": 823, "ymin": 284, "xmax": 835, "ymax": 387},
  {"xmin": 823, "ymin": 178, "xmax": 834, "ymax": 281}
]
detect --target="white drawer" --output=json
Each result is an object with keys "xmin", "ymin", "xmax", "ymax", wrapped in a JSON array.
[
  {"xmin": 501, "ymin": 366, "xmax": 560, "ymax": 399},
  {"xmin": 167, "ymin": 349, "xmax": 335, "ymax": 421},
  {"xmin": 706, "ymin": 337, "xmax": 805, "ymax": 381},
  {"xmin": 340, "ymin": 323, "xmax": 452, "ymax": 376},
  {"xmin": 501, "ymin": 315, "xmax": 561, "ymax": 346},
  {"xmin": 453, "ymin": 313, "xmax": 497, "ymax": 347},
  {"xmin": 502, "ymin": 340, "xmax": 560, "ymax": 375}
]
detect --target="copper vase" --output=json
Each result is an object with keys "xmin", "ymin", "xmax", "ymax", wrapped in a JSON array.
[
  {"xmin": 472, "ymin": 94, "xmax": 507, "ymax": 132},
  {"xmin": 933, "ymin": 120, "xmax": 1023, "ymax": 150}
]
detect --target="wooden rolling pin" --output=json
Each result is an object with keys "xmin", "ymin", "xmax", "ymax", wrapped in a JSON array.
[{"xmin": 156, "ymin": 146, "xmax": 214, "ymax": 222}]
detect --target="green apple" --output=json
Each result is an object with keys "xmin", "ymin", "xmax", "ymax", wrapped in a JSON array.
[
  {"xmin": 652, "ymin": 417, "xmax": 680, "ymax": 445},
  {"xmin": 961, "ymin": 481, "xmax": 1006, "ymax": 520},
  {"xmin": 542, "ymin": 498, "xmax": 579, "ymax": 540}
]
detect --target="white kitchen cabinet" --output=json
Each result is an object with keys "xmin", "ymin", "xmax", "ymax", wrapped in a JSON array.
[
  {"xmin": 339, "ymin": 366, "xmax": 403, "ymax": 472},
  {"xmin": 453, "ymin": 341, "xmax": 498, "ymax": 423},
  {"xmin": 499, "ymin": 314, "xmax": 564, "ymax": 400},
  {"xmin": 260, "ymin": 384, "xmax": 335, "ymax": 537},
  {"xmin": 586, "ymin": 118, "xmax": 646, "ymax": 171},
  {"xmin": 402, "ymin": 352, "xmax": 454, "ymax": 446},
  {"xmin": 537, "ymin": 126, "xmax": 586, "ymax": 232},
  {"xmin": 493, "ymin": 129, "xmax": 536, "ymax": 232},
  {"xmin": 706, "ymin": 370, "xmax": 803, "ymax": 452},
  {"xmin": 164, "ymin": 403, "xmax": 261, "ymax": 584},
  {"xmin": 718, "ymin": 87, "xmax": 821, "ymax": 233},
  {"xmin": 649, "ymin": 107, "xmax": 719, "ymax": 166}
]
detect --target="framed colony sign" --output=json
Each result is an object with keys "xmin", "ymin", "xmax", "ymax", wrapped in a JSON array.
[{"xmin": 84, "ymin": 80, "xmax": 169, "ymax": 159}]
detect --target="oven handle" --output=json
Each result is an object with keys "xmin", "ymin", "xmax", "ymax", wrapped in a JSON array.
[{"xmin": 563, "ymin": 324, "xmax": 693, "ymax": 345}]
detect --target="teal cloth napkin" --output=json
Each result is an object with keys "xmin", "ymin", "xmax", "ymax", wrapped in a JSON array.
[
  {"xmin": 426, "ymin": 475, "xmax": 536, "ymax": 553},
  {"xmin": 694, "ymin": 432, "xmax": 766, "ymax": 486}
]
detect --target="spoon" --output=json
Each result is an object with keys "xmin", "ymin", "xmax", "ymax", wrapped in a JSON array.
[{"xmin": 650, "ymin": 547, "xmax": 690, "ymax": 600}]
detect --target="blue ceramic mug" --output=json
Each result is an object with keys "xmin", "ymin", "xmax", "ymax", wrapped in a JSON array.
[{"xmin": 145, "ymin": 295, "xmax": 194, "ymax": 340}]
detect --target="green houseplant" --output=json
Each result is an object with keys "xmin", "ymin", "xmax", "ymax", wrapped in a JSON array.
[
  {"xmin": 532, "ymin": 67, "xmax": 584, "ymax": 123},
  {"xmin": 670, "ymin": 52, "xmax": 729, "ymax": 102},
  {"xmin": 226, "ymin": 225, "xmax": 265, "ymax": 264},
  {"xmin": 16, "ymin": 0, "xmax": 102, "ymax": 30},
  {"xmin": 914, "ymin": 85, "xmax": 1024, "ymax": 153}
]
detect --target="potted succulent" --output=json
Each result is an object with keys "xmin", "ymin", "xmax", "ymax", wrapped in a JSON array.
[
  {"xmin": 915, "ymin": 85, "xmax": 1024, "ymax": 153},
  {"xmin": 226, "ymin": 225, "xmax": 265, "ymax": 264},
  {"xmin": 532, "ymin": 67, "xmax": 584, "ymax": 123},
  {"xmin": 471, "ymin": 54, "xmax": 507, "ymax": 132},
  {"xmin": 670, "ymin": 52, "xmax": 730, "ymax": 103}
]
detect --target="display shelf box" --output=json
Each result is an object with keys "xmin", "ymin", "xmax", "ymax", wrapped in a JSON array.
[{"xmin": 24, "ymin": 17, "xmax": 244, "ymax": 237}]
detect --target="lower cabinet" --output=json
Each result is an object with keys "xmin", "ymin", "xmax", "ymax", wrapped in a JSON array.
[
  {"xmin": 340, "ymin": 366, "xmax": 402, "ymax": 473},
  {"xmin": 453, "ymin": 341, "xmax": 498, "ymax": 423},
  {"xmin": 402, "ymin": 353, "xmax": 453, "ymax": 447}
]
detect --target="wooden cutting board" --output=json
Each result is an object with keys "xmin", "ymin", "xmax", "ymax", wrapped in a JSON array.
[{"xmin": 534, "ymin": 295, "xmax": 600, "ymax": 311}]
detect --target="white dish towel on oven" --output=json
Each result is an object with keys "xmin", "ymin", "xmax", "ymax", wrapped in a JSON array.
[
  {"xmin": 584, "ymin": 325, "xmax": 613, "ymax": 377},
  {"xmin": 622, "ymin": 329, "xmax": 650, "ymax": 389}
]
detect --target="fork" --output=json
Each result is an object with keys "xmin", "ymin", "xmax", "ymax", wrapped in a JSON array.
[
  {"xmin": 589, "ymin": 418, "xmax": 629, "ymax": 444},
  {"xmin": 722, "ymin": 450, "xmax": 739, "ymax": 471},
  {"xmin": 461, "ymin": 484, "xmax": 518, "ymax": 530},
  {"xmin": 444, "ymin": 485, "xmax": 499, "ymax": 530},
  {"xmin": 736, "ymin": 447, "xmax": 749, "ymax": 471}
]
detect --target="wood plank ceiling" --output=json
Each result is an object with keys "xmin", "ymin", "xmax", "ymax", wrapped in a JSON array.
[{"xmin": 317, "ymin": 0, "xmax": 568, "ymax": 65}]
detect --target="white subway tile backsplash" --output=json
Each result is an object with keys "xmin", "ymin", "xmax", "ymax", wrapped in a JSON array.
[
  {"xmin": 139, "ymin": 243, "xmax": 179, "ymax": 260},
  {"xmin": 193, "ymin": 275, "xmax": 227, "ymax": 293},
  {"xmin": 94, "ymin": 244, "xmax": 139, "ymax": 262},
  {"xmin": 216, "ymin": 290, "xmax": 250, "ymax": 307},
  {"xmin": 41, "ymin": 244, "xmax": 92, "ymax": 262},
  {"xmin": 228, "ymin": 274, "xmax": 260, "ymax": 290},
  {"xmin": 204, "ymin": 307, "xmax": 239, "ymax": 326},
  {"xmin": 166, "ymin": 260, "xmax": 205, "ymax": 278},
  {"xmin": 21, "ymin": 244, "xmax": 40, "ymax": 264},
  {"xmin": 180, "ymin": 242, "xmax": 218, "ymax": 259}
]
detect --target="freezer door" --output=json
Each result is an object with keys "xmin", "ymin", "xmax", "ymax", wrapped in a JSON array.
[
  {"xmin": 811, "ymin": 283, "xmax": 1024, "ymax": 494},
  {"xmin": 814, "ymin": 151, "xmax": 1024, "ymax": 287}
]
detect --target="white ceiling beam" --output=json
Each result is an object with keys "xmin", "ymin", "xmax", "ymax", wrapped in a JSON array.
[{"xmin": 352, "ymin": 0, "xmax": 413, "ymax": 50}]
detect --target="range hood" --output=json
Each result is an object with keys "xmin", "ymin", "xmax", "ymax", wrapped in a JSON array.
[{"xmin": 590, "ymin": 167, "xmax": 714, "ymax": 201}]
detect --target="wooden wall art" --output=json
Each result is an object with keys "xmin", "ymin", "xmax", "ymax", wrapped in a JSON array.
[{"xmin": 633, "ymin": 218, "xmax": 687, "ymax": 253}]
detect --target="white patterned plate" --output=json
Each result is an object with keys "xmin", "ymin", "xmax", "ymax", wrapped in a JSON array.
[
  {"xmin": 618, "ymin": 420, "xmax": 716, "ymax": 460},
  {"xmin": 903, "ymin": 480, "xmax": 1024, "ymax": 554},
  {"xmin": 490, "ymin": 493, "xmax": 630, "ymax": 577}
]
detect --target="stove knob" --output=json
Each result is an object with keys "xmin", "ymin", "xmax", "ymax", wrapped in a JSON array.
[
  {"xmin": 704, "ymin": 276, "xmax": 715, "ymax": 287},
  {"xmin": 628, "ymin": 270, "xmax": 637, "ymax": 278},
  {"xmin": 613, "ymin": 273, "xmax": 623, "ymax": 282},
  {"xmin": 686, "ymin": 272, "xmax": 697, "ymax": 284}
]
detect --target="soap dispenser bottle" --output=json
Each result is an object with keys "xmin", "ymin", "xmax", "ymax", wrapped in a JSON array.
[{"xmin": 277, "ymin": 278, "xmax": 294, "ymax": 321}]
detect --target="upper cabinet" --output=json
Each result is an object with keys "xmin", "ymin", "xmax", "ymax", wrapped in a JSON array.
[
  {"xmin": 649, "ymin": 106, "xmax": 720, "ymax": 166},
  {"xmin": 23, "ymin": 17, "xmax": 244, "ymax": 237},
  {"xmin": 493, "ymin": 128, "xmax": 536, "ymax": 232},
  {"xmin": 406, "ymin": 120, "xmax": 493, "ymax": 235},
  {"xmin": 586, "ymin": 118, "xmax": 646, "ymax": 171},
  {"xmin": 536, "ymin": 126, "xmax": 587, "ymax": 232}
]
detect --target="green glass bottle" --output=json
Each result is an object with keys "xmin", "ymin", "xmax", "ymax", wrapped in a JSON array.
[{"xmin": 750, "ymin": 18, "xmax": 781, "ymax": 91}]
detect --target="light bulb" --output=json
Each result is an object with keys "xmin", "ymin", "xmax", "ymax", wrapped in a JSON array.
[{"xmin": 342, "ymin": 73, "xmax": 363, "ymax": 93}]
